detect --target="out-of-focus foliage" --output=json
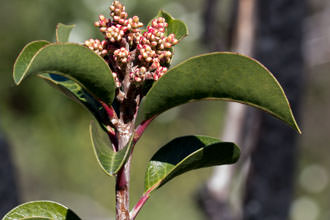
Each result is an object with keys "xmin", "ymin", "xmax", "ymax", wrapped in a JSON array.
[{"xmin": 291, "ymin": 1, "xmax": 330, "ymax": 220}]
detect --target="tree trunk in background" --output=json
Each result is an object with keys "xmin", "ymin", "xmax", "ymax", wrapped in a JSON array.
[
  {"xmin": 197, "ymin": 0, "xmax": 254, "ymax": 219},
  {"xmin": 0, "ymin": 129, "xmax": 19, "ymax": 216},
  {"xmin": 198, "ymin": 0, "xmax": 305, "ymax": 220},
  {"xmin": 242, "ymin": 0, "xmax": 305, "ymax": 219}
]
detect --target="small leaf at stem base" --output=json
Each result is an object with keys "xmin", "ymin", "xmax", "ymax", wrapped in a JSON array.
[{"xmin": 89, "ymin": 121, "xmax": 134, "ymax": 176}]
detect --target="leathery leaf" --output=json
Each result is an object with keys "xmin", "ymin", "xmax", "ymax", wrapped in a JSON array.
[
  {"xmin": 144, "ymin": 135, "xmax": 240, "ymax": 193},
  {"xmin": 147, "ymin": 10, "xmax": 188, "ymax": 41},
  {"xmin": 2, "ymin": 200, "xmax": 81, "ymax": 220},
  {"xmin": 13, "ymin": 43, "xmax": 116, "ymax": 105},
  {"xmin": 89, "ymin": 121, "xmax": 134, "ymax": 176},
  {"xmin": 140, "ymin": 52, "xmax": 301, "ymax": 133}
]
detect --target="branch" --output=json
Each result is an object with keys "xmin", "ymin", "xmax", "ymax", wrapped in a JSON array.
[
  {"xmin": 133, "ymin": 115, "xmax": 157, "ymax": 145},
  {"xmin": 129, "ymin": 190, "xmax": 152, "ymax": 220},
  {"xmin": 100, "ymin": 100, "xmax": 118, "ymax": 121}
]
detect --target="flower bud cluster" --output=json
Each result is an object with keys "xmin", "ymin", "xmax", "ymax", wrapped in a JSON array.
[
  {"xmin": 130, "ymin": 17, "xmax": 178, "ymax": 82},
  {"xmin": 154, "ymin": 67, "xmax": 168, "ymax": 80},
  {"xmin": 94, "ymin": 15, "xmax": 109, "ymax": 29},
  {"xmin": 85, "ymin": 1, "xmax": 179, "ymax": 88},
  {"xmin": 131, "ymin": 67, "xmax": 149, "ymax": 82},
  {"xmin": 109, "ymin": 0, "xmax": 128, "ymax": 24},
  {"xmin": 127, "ymin": 16, "xmax": 143, "ymax": 32},
  {"xmin": 105, "ymin": 25, "xmax": 127, "ymax": 43},
  {"xmin": 114, "ymin": 47, "xmax": 130, "ymax": 65},
  {"xmin": 84, "ymin": 39, "xmax": 108, "ymax": 57},
  {"xmin": 95, "ymin": 1, "xmax": 143, "ymax": 44},
  {"xmin": 137, "ymin": 45, "xmax": 156, "ymax": 63}
]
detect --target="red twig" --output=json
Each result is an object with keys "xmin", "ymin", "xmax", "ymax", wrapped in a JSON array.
[
  {"xmin": 130, "ymin": 183, "xmax": 160, "ymax": 219},
  {"xmin": 129, "ymin": 191, "xmax": 151, "ymax": 220},
  {"xmin": 116, "ymin": 164, "xmax": 130, "ymax": 220},
  {"xmin": 99, "ymin": 101, "xmax": 119, "ymax": 151},
  {"xmin": 133, "ymin": 115, "xmax": 157, "ymax": 145},
  {"xmin": 100, "ymin": 100, "xmax": 118, "ymax": 120}
]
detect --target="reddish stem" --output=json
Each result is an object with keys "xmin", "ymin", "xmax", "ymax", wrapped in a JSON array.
[
  {"xmin": 116, "ymin": 163, "xmax": 130, "ymax": 220},
  {"xmin": 107, "ymin": 128, "xmax": 118, "ymax": 152},
  {"xmin": 99, "ymin": 101, "xmax": 119, "ymax": 151},
  {"xmin": 133, "ymin": 115, "xmax": 157, "ymax": 144},
  {"xmin": 129, "ymin": 191, "xmax": 151, "ymax": 220},
  {"xmin": 115, "ymin": 114, "xmax": 135, "ymax": 220},
  {"xmin": 100, "ymin": 100, "xmax": 118, "ymax": 120}
]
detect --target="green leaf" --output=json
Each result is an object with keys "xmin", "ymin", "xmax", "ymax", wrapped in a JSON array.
[
  {"xmin": 13, "ymin": 43, "xmax": 116, "ymax": 105},
  {"xmin": 148, "ymin": 10, "xmax": 188, "ymax": 41},
  {"xmin": 13, "ymin": 40, "xmax": 50, "ymax": 78},
  {"xmin": 144, "ymin": 135, "xmax": 240, "ymax": 192},
  {"xmin": 39, "ymin": 73, "xmax": 109, "ymax": 128},
  {"xmin": 89, "ymin": 121, "xmax": 134, "ymax": 176},
  {"xmin": 140, "ymin": 52, "xmax": 301, "ymax": 133},
  {"xmin": 13, "ymin": 40, "xmax": 110, "ymax": 127},
  {"xmin": 56, "ymin": 23, "xmax": 75, "ymax": 43},
  {"xmin": 2, "ymin": 200, "xmax": 81, "ymax": 220}
]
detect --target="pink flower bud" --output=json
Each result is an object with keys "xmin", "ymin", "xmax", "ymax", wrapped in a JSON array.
[
  {"xmin": 151, "ymin": 41, "xmax": 158, "ymax": 47},
  {"xmin": 164, "ymin": 42, "xmax": 172, "ymax": 48},
  {"xmin": 133, "ymin": 16, "xmax": 139, "ymax": 23},
  {"xmin": 101, "ymin": 50, "xmax": 108, "ymax": 56}
]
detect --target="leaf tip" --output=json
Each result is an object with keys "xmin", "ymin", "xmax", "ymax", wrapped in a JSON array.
[
  {"xmin": 292, "ymin": 120, "xmax": 302, "ymax": 134},
  {"xmin": 56, "ymin": 23, "xmax": 76, "ymax": 42},
  {"xmin": 57, "ymin": 22, "xmax": 76, "ymax": 27},
  {"xmin": 286, "ymin": 109, "xmax": 302, "ymax": 134}
]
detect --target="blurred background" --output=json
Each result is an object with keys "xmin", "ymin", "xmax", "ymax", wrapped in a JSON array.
[{"xmin": 0, "ymin": 0, "xmax": 329, "ymax": 220}]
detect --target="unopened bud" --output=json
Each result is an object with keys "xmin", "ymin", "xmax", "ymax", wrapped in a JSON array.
[{"xmin": 164, "ymin": 42, "xmax": 172, "ymax": 48}]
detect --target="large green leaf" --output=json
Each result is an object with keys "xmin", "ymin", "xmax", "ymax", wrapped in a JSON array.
[
  {"xmin": 148, "ymin": 10, "xmax": 188, "ymax": 41},
  {"xmin": 144, "ymin": 135, "xmax": 240, "ymax": 192},
  {"xmin": 13, "ymin": 43, "xmax": 116, "ymax": 105},
  {"xmin": 89, "ymin": 121, "xmax": 134, "ymax": 176},
  {"xmin": 56, "ymin": 23, "xmax": 75, "ymax": 43},
  {"xmin": 140, "ymin": 52, "xmax": 301, "ymax": 133},
  {"xmin": 39, "ymin": 73, "xmax": 108, "ymax": 128},
  {"xmin": 13, "ymin": 40, "xmax": 109, "ymax": 126},
  {"xmin": 2, "ymin": 201, "xmax": 81, "ymax": 220}
]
